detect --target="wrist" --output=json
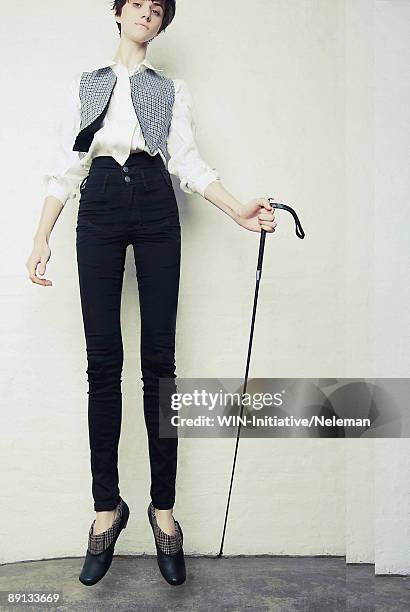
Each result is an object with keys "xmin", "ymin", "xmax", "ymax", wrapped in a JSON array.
[
  {"xmin": 34, "ymin": 231, "xmax": 50, "ymax": 244},
  {"xmin": 232, "ymin": 209, "xmax": 242, "ymax": 224}
]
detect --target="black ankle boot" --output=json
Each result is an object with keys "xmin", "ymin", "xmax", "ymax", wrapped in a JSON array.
[
  {"xmin": 147, "ymin": 501, "xmax": 186, "ymax": 586},
  {"xmin": 79, "ymin": 497, "xmax": 130, "ymax": 586}
]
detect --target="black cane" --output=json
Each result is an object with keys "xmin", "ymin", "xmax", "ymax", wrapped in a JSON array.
[{"xmin": 217, "ymin": 197, "xmax": 305, "ymax": 557}]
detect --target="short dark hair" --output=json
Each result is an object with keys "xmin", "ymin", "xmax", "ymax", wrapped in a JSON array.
[{"xmin": 110, "ymin": 0, "xmax": 176, "ymax": 37}]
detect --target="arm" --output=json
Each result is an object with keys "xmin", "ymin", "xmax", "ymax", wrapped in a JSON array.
[
  {"xmin": 167, "ymin": 79, "xmax": 276, "ymax": 233},
  {"xmin": 167, "ymin": 79, "xmax": 221, "ymax": 198},
  {"xmin": 27, "ymin": 73, "xmax": 89, "ymax": 286}
]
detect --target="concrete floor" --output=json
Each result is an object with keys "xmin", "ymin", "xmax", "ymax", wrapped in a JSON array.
[{"xmin": 0, "ymin": 555, "xmax": 409, "ymax": 611}]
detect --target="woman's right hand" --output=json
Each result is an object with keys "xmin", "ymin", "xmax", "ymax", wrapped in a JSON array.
[{"xmin": 26, "ymin": 239, "xmax": 53, "ymax": 286}]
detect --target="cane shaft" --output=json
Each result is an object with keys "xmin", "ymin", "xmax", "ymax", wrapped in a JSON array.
[
  {"xmin": 217, "ymin": 200, "xmax": 305, "ymax": 558},
  {"xmin": 217, "ymin": 233, "xmax": 266, "ymax": 556}
]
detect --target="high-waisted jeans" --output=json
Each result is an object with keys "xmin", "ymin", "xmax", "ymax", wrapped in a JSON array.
[{"xmin": 75, "ymin": 151, "xmax": 180, "ymax": 512}]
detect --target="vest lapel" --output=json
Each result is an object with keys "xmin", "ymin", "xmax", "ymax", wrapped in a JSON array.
[
  {"xmin": 73, "ymin": 67, "xmax": 117, "ymax": 152},
  {"xmin": 129, "ymin": 68, "xmax": 174, "ymax": 154}
]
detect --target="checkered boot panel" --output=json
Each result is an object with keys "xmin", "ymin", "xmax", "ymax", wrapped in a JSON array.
[
  {"xmin": 149, "ymin": 501, "xmax": 183, "ymax": 555},
  {"xmin": 88, "ymin": 498, "xmax": 124, "ymax": 555}
]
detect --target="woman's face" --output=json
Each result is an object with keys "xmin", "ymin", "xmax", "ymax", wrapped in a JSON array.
[{"xmin": 116, "ymin": 0, "xmax": 165, "ymax": 42}]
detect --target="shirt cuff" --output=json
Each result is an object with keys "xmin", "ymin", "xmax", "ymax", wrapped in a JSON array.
[
  {"xmin": 196, "ymin": 172, "xmax": 221, "ymax": 198},
  {"xmin": 183, "ymin": 169, "xmax": 220, "ymax": 198},
  {"xmin": 44, "ymin": 177, "xmax": 76, "ymax": 207}
]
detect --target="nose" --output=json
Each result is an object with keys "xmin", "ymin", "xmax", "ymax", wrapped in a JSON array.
[{"xmin": 142, "ymin": 7, "xmax": 152, "ymax": 20}]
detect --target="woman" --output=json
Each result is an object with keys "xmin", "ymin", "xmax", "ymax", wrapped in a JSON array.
[{"xmin": 26, "ymin": 0, "xmax": 276, "ymax": 588}]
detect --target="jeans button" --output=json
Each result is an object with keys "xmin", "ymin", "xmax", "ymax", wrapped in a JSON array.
[
  {"xmin": 123, "ymin": 166, "xmax": 129, "ymax": 173},
  {"xmin": 124, "ymin": 175, "xmax": 131, "ymax": 183}
]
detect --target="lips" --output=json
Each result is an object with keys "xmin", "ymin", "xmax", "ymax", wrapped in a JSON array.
[{"xmin": 136, "ymin": 23, "xmax": 148, "ymax": 29}]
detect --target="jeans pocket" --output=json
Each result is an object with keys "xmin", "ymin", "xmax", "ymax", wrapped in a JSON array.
[
  {"xmin": 142, "ymin": 168, "xmax": 172, "ymax": 192},
  {"xmin": 79, "ymin": 176, "xmax": 88, "ymax": 193},
  {"xmin": 80, "ymin": 174, "xmax": 109, "ymax": 201},
  {"xmin": 79, "ymin": 175, "xmax": 110, "ymax": 207}
]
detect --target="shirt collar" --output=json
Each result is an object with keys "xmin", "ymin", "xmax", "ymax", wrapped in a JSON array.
[{"xmin": 83, "ymin": 55, "xmax": 164, "ymax": 74}]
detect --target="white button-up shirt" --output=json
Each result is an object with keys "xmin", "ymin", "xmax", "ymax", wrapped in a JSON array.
[{"xmin": 43, "ymin": 55, "xmax": 220, "ymax": 206}]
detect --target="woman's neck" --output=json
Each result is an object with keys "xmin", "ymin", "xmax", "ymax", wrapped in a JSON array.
[{"xmin": 113, "ymin": 39, "xmax": 148, "ymax": 72}]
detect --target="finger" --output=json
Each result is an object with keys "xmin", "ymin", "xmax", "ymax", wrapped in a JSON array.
[
  {"xmin": 258, "ymin": 212, "xmax": 275, "ymax": 221},
  {"xmin": 33, "ymin": 276, "xmax": 52, "ymax": 286},
  {"xmin": 37, "ymin": 257, "xmax": 48, "ymax": 276},
  {"xmin": 258, "ymin": 197, "xmax": 273, "ymax": 211},
  {"xmin": 258, "ymin": 215, "xmax": 276, "ymax": 224},
  {"xmin": 28, "ymin": 259, "xmax": 39, "ymax": 281},
  {"xmin": 29, "ymin": 273, "xmax": 45, "ymax": 285},
  {"xmin": 35, "ymin": 265, "xmax": 52, "ymax": 285},
  {"xmin": 258, "ymin": 219, "xmax": 277, "ymax": 228},
  {"xmin": 261, "ymin": 223, "xmax": 275, "ymax": 232},
  {"xmin": 28, "ymin": 262, "xmax": 52, "ymax": 286}
]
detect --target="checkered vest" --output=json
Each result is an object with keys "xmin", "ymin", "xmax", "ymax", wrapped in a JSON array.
[{"xmin": 72, "ymin": 66, "xmax": 175, "ymax": 160}]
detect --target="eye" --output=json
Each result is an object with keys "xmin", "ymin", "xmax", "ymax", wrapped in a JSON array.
[{"xmin": 131, "ymin": 1, "xmax": 162, "ymax": 14}]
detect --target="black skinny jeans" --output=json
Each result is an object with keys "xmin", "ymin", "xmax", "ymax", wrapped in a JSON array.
[{"xmin": 76, "ymin": 151, "xmax": 180, "ymax": 512}]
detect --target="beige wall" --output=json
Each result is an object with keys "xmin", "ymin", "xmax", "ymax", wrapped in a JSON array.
[{"xmin": 1, "ymin": 0, "xmax": 408, "ymax": 572}]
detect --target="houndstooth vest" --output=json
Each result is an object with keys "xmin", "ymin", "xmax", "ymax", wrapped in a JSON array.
[{"xmin": 72, "ymin": 66, "xmax": 175, "ymax": 160}]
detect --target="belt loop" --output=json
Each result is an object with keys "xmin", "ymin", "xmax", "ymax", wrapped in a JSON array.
[
  {"xmin": 141, "ymin": 169, "xmax": 147, "ymax": 189},
  {"xmin": 103, "ymin": 175, "xmax": 108, "ymax": 193}
]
